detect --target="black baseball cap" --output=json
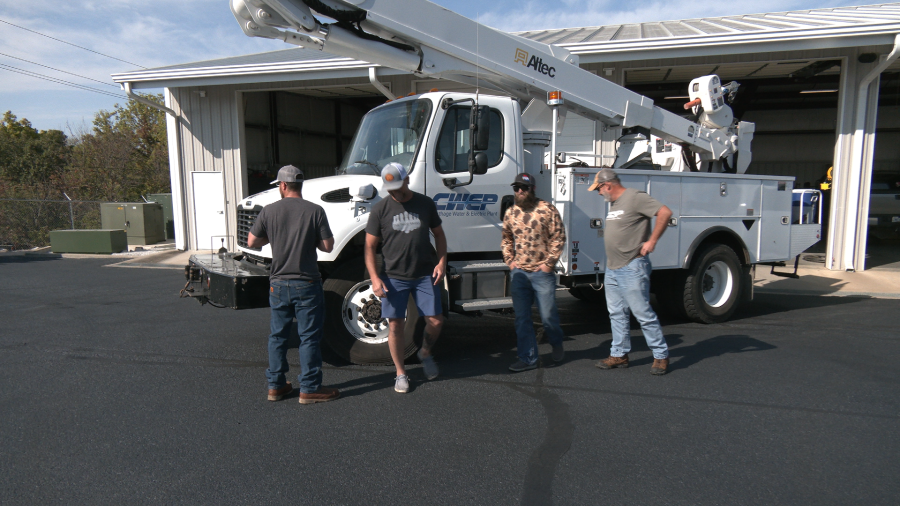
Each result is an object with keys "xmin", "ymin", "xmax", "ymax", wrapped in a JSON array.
[{"xmin": 511, "ymin": 173, "xmax": 536, "ymax": 187}]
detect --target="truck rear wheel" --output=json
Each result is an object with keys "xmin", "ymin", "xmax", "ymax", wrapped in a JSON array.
[
  {"xmin": 682, "ymin": 244, "xmax": 743, "ymax": 323},
  {"xmin": 322, "ymin": 258, "xmax": 423, "ymax": 365}
]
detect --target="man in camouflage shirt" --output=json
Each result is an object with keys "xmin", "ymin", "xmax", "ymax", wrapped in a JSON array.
[{"xmin": 501, "ymin": 173, "xmax": 567, "ymax": 372}]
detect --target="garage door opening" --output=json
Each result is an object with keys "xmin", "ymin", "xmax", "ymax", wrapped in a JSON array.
[{"xmin": 241, "ymin": 87, "xmax": 386, "ymax": 196}]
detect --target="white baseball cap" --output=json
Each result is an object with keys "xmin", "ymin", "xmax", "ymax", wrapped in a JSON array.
[{"xmin": 381, "ymin": 162, "xmax": 409, "ymax": 190}]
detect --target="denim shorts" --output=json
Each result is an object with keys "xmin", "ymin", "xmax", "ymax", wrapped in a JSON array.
[{"xmin": 380, "ymin": 276, "xmax": 442, "ymax": 319}]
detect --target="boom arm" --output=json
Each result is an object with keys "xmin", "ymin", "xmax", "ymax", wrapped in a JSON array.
[{"xmin": 231, "ymin": 0, "xmax": 752, "ymax": 169}]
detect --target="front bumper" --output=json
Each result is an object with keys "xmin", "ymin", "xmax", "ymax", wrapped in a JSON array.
[{"xmin": 181, "ymin": 253, "xmax": 270, "ymax": 309}]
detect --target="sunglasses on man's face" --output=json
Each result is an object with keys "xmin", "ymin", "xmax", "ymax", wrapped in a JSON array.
[{"xmin": 512, "ymin": 184, "xmax": 531, "ymax": 193}]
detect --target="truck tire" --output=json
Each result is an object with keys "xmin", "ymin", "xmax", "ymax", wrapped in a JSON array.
[
  {"xmin": 682, "ymin": 244, "xmax": 743, "ymax": 323},
  {"xmin": 322, "ymin": 258, "xmax": 423, "ymax": 365}
]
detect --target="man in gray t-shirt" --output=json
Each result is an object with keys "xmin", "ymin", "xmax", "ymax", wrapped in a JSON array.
[
  {"xmin": 247, "ymin": 165, "xmax": 340, "ymax": 404},
  {"xmin": 364, "ymin": 162, "xmax": 447, "ymax": 394},
  {"xmin": 588, "ymin": 168, "xmax": 674, "ymax": 375}
]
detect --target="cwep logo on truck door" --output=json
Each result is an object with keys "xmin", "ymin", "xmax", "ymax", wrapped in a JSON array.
[
  {"xmin": 433, "ymin": 193, "xmax": 499, "ymax": 217},
  {"xmin": 514, "ymin": 48, "xmax": 555, "ymax": 78}
]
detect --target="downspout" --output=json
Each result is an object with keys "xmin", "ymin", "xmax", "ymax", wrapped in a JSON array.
[
  {"xmin": 841, "ymin": 33, "xmax": 900, "ymax": 270},
  {"xmin": 368, "ymin": 67, "xmax": 395, "ymax": 100},
  {"xmin": 124, "ymin": 82, "xmax": 177, "ymax": 116},
  {"xmin": 122, "ymin": 82, "xmax": 187, "ymax": 250}
]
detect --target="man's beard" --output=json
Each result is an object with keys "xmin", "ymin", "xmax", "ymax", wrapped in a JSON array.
[
  {"xmin": 279, "ymin": 186, "xmax": 285, "ymax": 198},
  {"xmin": 515, "ymin": 190, "xmax": 538, "ymax": 210},
  {"xmin": 600, "ymin": 191, "xmax": 611, "ymax": 202}
]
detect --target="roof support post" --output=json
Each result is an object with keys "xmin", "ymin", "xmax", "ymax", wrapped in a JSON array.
[{"xmin": 828, "ymin": 35, "xmax": 900, "ymax": 271}]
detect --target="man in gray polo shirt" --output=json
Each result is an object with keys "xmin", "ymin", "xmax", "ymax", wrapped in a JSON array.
[
  {"xmin": 248, "ymin": 165, "xmax": 340, "ymax": 403},
  {"xmin": 589, "ymin": 168, "xmax": 674, "ymax": 375}
]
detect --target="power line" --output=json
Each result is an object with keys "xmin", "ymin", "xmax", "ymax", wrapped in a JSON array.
[
  {"xmin": 0, "ymin": 64, "xmax": 125, "ymax": 99},
  {"xmin": 0, "ymin": 51, "xmax": 119, "ymax": 87},
  {"xmin": 0, "ymin": 18, "xmax": 147, "ymax": 69}
]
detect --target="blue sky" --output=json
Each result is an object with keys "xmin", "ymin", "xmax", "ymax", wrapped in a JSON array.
[{"xmin": 0, "ymin": 0, "xmax": 860, "ymax": 133}]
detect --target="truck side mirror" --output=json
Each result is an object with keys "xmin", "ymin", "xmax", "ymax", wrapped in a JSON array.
[
  {"xmin": 469, "ymin": 151, "xmax": 488, "ymax": 175},
  {"xmin": 472, "ymin": 105, "xmax": 490, "ymax": 152}
]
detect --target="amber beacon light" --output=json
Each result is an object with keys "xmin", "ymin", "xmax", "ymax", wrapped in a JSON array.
[{"xmin": 547, "ymin": 90, "xmax": 563, "ymax": 106}]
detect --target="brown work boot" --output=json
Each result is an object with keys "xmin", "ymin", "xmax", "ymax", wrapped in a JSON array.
[
  {"xmin": 299, "ymin": 386, "xmax": 340, "ymax": 404},
  {"xmin": 596, "ymin": 355, "xmax": 629, "ymax": 369},
  {"xmin": 651, "ymin": 358, "xmax": 669, "ymax": 376},
  {"xmin": 267, "ymin": 382, "xmax": 293, "ymax": 401}
]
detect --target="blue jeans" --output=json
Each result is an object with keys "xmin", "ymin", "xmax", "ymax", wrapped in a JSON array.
[
  {"xmin": 604, "ymin": 256, "xmax": 668, "ymax": 359},
  {"xmin": 510, "ymin": 268, "xmax": 564, "ymax": 365},
  {"xmin": 267, "ymin": 279, "xmax": 325, "ymax": 393}
]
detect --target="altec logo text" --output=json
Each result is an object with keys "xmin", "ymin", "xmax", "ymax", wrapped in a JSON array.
[
  {"xmin": 433, "ymin": 193, "xmax": 499, "ymax": 211},
  {"xmin": 514, "ymin": 48, "xmax": 556, "ymax": 78}
]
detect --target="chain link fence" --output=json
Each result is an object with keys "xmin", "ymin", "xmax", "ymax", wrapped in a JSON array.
[{"xmin": 0, "ymin": 199, "xmax": 103, "ymax": 251}]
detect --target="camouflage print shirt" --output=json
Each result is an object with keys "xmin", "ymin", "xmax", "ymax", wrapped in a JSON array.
[{"xmin": 501, "ymin": 200, "xmax": 566, "ymax": 272}]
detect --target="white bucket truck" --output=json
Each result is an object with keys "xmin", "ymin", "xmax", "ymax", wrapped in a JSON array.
[{"xmin": 181, "ymin": 0, "xmax": 822, "ymax": 364}]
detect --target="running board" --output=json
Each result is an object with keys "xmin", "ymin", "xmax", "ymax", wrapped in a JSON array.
[
  {"xmin": 453, "ymin": 297, "xmax": 514, "ymax": 312},
  {"xmin": 447, "ymin": 260, "xmax": 511, "ymax": 313}
]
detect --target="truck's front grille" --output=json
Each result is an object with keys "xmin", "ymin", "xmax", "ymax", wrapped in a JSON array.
[{"xmin": 237, "ymin": 206, "xmax": 262, "ymax": 250}]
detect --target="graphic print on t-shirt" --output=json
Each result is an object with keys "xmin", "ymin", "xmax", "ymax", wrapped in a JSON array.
[{"xmin": 392, "ymin": 211, "xmax": 421, "ymax": 234}]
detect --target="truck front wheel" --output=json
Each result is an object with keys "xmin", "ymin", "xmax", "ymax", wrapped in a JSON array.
[
  {"xmin": 682, "ymin": 244, "xmax": 744, "ymax": 323},
  {"xmin": 322, "ymin": 258, "xmax": 423, "ymax": 365}
]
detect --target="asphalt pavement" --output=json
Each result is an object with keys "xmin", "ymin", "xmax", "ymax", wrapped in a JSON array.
[{"xmin": 1, "ymin": 254, "xmax": 898, "ymax": 505}]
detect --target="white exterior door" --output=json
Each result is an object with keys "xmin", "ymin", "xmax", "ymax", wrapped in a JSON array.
[{"xmin": 191, "ymin": 171, "xmax": 227, "ymax": 250}]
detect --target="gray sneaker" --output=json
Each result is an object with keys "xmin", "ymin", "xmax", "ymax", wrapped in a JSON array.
[
  {"xmin": 417, "ymin": 349, "xmax": 439, "ymax": 380},
  {"xmin": 394, "ymin": 375, "xmax": 410, "ymax": 393},
  {"xmin": 551, "ymin": 344, "xmax": 565, "ymax": 363},
  {"xmin": 508, "ymin": 360, "xmax": 538, "ymax": 372}
]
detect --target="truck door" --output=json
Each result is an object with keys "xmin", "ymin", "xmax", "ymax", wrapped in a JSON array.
[{"xmin": 424, "ymin": 96, "xmax": 517, "ymax": 253}]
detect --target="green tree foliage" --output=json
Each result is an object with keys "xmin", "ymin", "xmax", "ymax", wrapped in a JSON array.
[
  {"xmin": 0, "ymin": 94, "xmax": 170, "ymax": 249},
  {"xmin": 0, "ymin": 112, "xmax": 69, "ymax": 199},
  {"xmin": 66, "ymin": 93, "xmax": 170, "ymax": 201}
]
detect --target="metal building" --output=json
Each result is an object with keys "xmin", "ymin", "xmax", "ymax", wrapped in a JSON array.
[{"xmin": 112, "ymin": 2, "xmax": 900, "ymax": 271}]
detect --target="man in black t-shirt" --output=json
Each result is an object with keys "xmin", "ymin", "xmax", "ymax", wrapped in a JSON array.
[
  {"xmin": 248, "ymin": 165, "xmax": 340, "ymax": 404},
  {"xmin": 364, "ymin": 162, "xmax": 447, "ymax": 394}
]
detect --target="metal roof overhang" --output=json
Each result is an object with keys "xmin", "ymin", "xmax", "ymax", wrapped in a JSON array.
[
  {"xmin": 111, "ymin": 57, "xmax": 408, "ymax": 90},
  {"xmin": 110, "ymin": 5, "xmax": 900, "ymax": 88},
  {"xmin": 564, "ymin": 23, "xmax": 900, "ymax": 63}
]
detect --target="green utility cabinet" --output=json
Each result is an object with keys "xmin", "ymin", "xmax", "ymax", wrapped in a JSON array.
[
  {"xmin": 145, "ymin": 193, "xmax": 175, "ymax": 240},
  {"xmin": 100, "ymin": 202, "xmax": 165, "ymax": 245},
  {"xmin": 49, "ymin": 229, "xmax": 127, "ymax": 254}
]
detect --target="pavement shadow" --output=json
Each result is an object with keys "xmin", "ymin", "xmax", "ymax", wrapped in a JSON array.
[
  {"xmin": 0, "ymin": 253, "xmax": 62, "ymax": 264},
  {"xmin": 326, "ymin": 368, "xmax": 401, "ymax": 398},
  {"xmin": 666, "ymin": 334, "xmax": 776, "ymax": 372},
  {"xmin": 582, "ymin": 333, "xmax": 774, "ymax": 372},
  {"xmin": 730, "ymin": 292, "xmax": 866, "ymax": 321},
  {"xmin": 756, "ymin": 274, "xmax": 851, "ymax": 295}
]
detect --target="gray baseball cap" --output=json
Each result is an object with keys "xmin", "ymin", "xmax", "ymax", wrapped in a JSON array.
[
  {"xmin": 271, "ymin": 165, "xmax": 304, "ymax": 184},
  {"xmin": 587, "ymin": 168, "xmax": 618, "ymax": 191}
]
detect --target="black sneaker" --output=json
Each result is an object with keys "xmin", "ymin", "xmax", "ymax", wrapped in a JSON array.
[
  {"xmin": 509, "ymin": 360, "xmax": 538, "ymax": 372},
  {"xmin": 551, "ymin": 344, "xmax": 565, "ymax": 363}
]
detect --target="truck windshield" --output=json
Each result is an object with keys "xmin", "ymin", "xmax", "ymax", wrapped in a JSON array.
[{"xmin": 336, "ymin": 98, "xmax": 433, "ymax": 176}]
